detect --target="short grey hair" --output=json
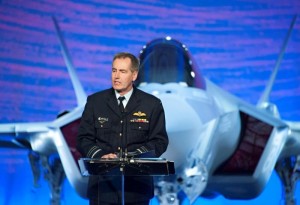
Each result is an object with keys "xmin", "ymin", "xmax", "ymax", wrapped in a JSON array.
[{"xmin": 113, "ymin": 52, "xmax": 140, "ymax": 72}]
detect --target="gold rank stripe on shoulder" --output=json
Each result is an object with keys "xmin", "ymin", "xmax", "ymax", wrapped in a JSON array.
[
  {"xmin": 133, "ymin": 111, "xmax": 146, "ymax": 117},
  {"xmin": 130, "ymin": 118, "xmax": 149, "ymax": 123}
]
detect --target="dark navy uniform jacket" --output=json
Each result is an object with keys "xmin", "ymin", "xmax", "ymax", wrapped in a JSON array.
[{"xmin": 76, "ymin": 86, "xmax": 169, "ymax": 203}]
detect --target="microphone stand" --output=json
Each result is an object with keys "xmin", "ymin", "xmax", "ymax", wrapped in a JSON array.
[{"xmin": 120, "ymin": 108, "xmax": 128, "ymax": 205}]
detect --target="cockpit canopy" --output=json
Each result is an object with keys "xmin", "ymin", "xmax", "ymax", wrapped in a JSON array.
[{"xmin": 135, "ymin": 37, "xmax": 206, "ymax": 89}]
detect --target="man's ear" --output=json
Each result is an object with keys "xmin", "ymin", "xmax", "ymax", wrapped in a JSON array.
[{"xmin": 132, "ymin": 71, "xmax": 138, "ymax": 81}]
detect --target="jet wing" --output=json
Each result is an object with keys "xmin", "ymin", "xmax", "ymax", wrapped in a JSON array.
[
  {"xmin": 0, "ymin": 122, "xmax": 53, "ymax": 151},
  {"xmin": 0, "ymin": 109, "xmax": 88, "ymax": 198}
]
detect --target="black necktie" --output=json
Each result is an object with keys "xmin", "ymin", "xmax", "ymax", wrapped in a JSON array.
[{"xmin": 118, "ymin": 96, "xmax": 125, "ymax": 113}]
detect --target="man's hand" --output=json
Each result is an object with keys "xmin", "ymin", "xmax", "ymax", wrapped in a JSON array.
[{"xmin": 101, "ymin": 153, "xmax": 118, "ymax": 159}]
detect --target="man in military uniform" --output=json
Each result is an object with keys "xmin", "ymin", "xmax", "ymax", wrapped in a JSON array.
[{"xmin": 77, "ymin": 52, "xmax": 169, "ymax": 205}]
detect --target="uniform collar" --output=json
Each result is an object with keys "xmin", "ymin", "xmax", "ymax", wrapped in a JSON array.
[{"xmin": 114, "ymin": 88, "xmax": 133, "ymax": 107}]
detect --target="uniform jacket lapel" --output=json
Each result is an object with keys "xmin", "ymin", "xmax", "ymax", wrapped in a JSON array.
[
  {"xmin": 106, "ymin": 88, "xmax": 121, "ymax": 117},
  {"xmin": 125, "ymin": 87, "xmax": 141, "ymax": 114}
]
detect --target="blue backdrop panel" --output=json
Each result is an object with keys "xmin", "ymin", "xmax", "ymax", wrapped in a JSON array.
[{"xmin": 0, "ymin": 0, "xmax": 300, "ymax": 204}]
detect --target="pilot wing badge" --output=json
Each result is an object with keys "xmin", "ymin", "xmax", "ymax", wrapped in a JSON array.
[
  {"xmin": 133, "ymin": 111, "xmax": 146, "ymax": 117},
  {"xmin": 131, "ymin": 111, "xmax": 149, "ymax": 123}
]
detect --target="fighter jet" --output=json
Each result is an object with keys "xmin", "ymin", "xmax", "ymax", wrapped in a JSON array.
[{"xmin": 0, "ymin": 15, "xmax": 299, "ymax": 205}]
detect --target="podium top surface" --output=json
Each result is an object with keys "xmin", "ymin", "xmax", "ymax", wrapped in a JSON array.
[{"xmin": 78, "ymin": 157, "xmax": 175, "ymax": 176}]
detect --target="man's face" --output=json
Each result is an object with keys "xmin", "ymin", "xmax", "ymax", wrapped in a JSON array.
[{"xmin": 111, "ymin": 57, "xmax": 138, "ymax": 95}]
